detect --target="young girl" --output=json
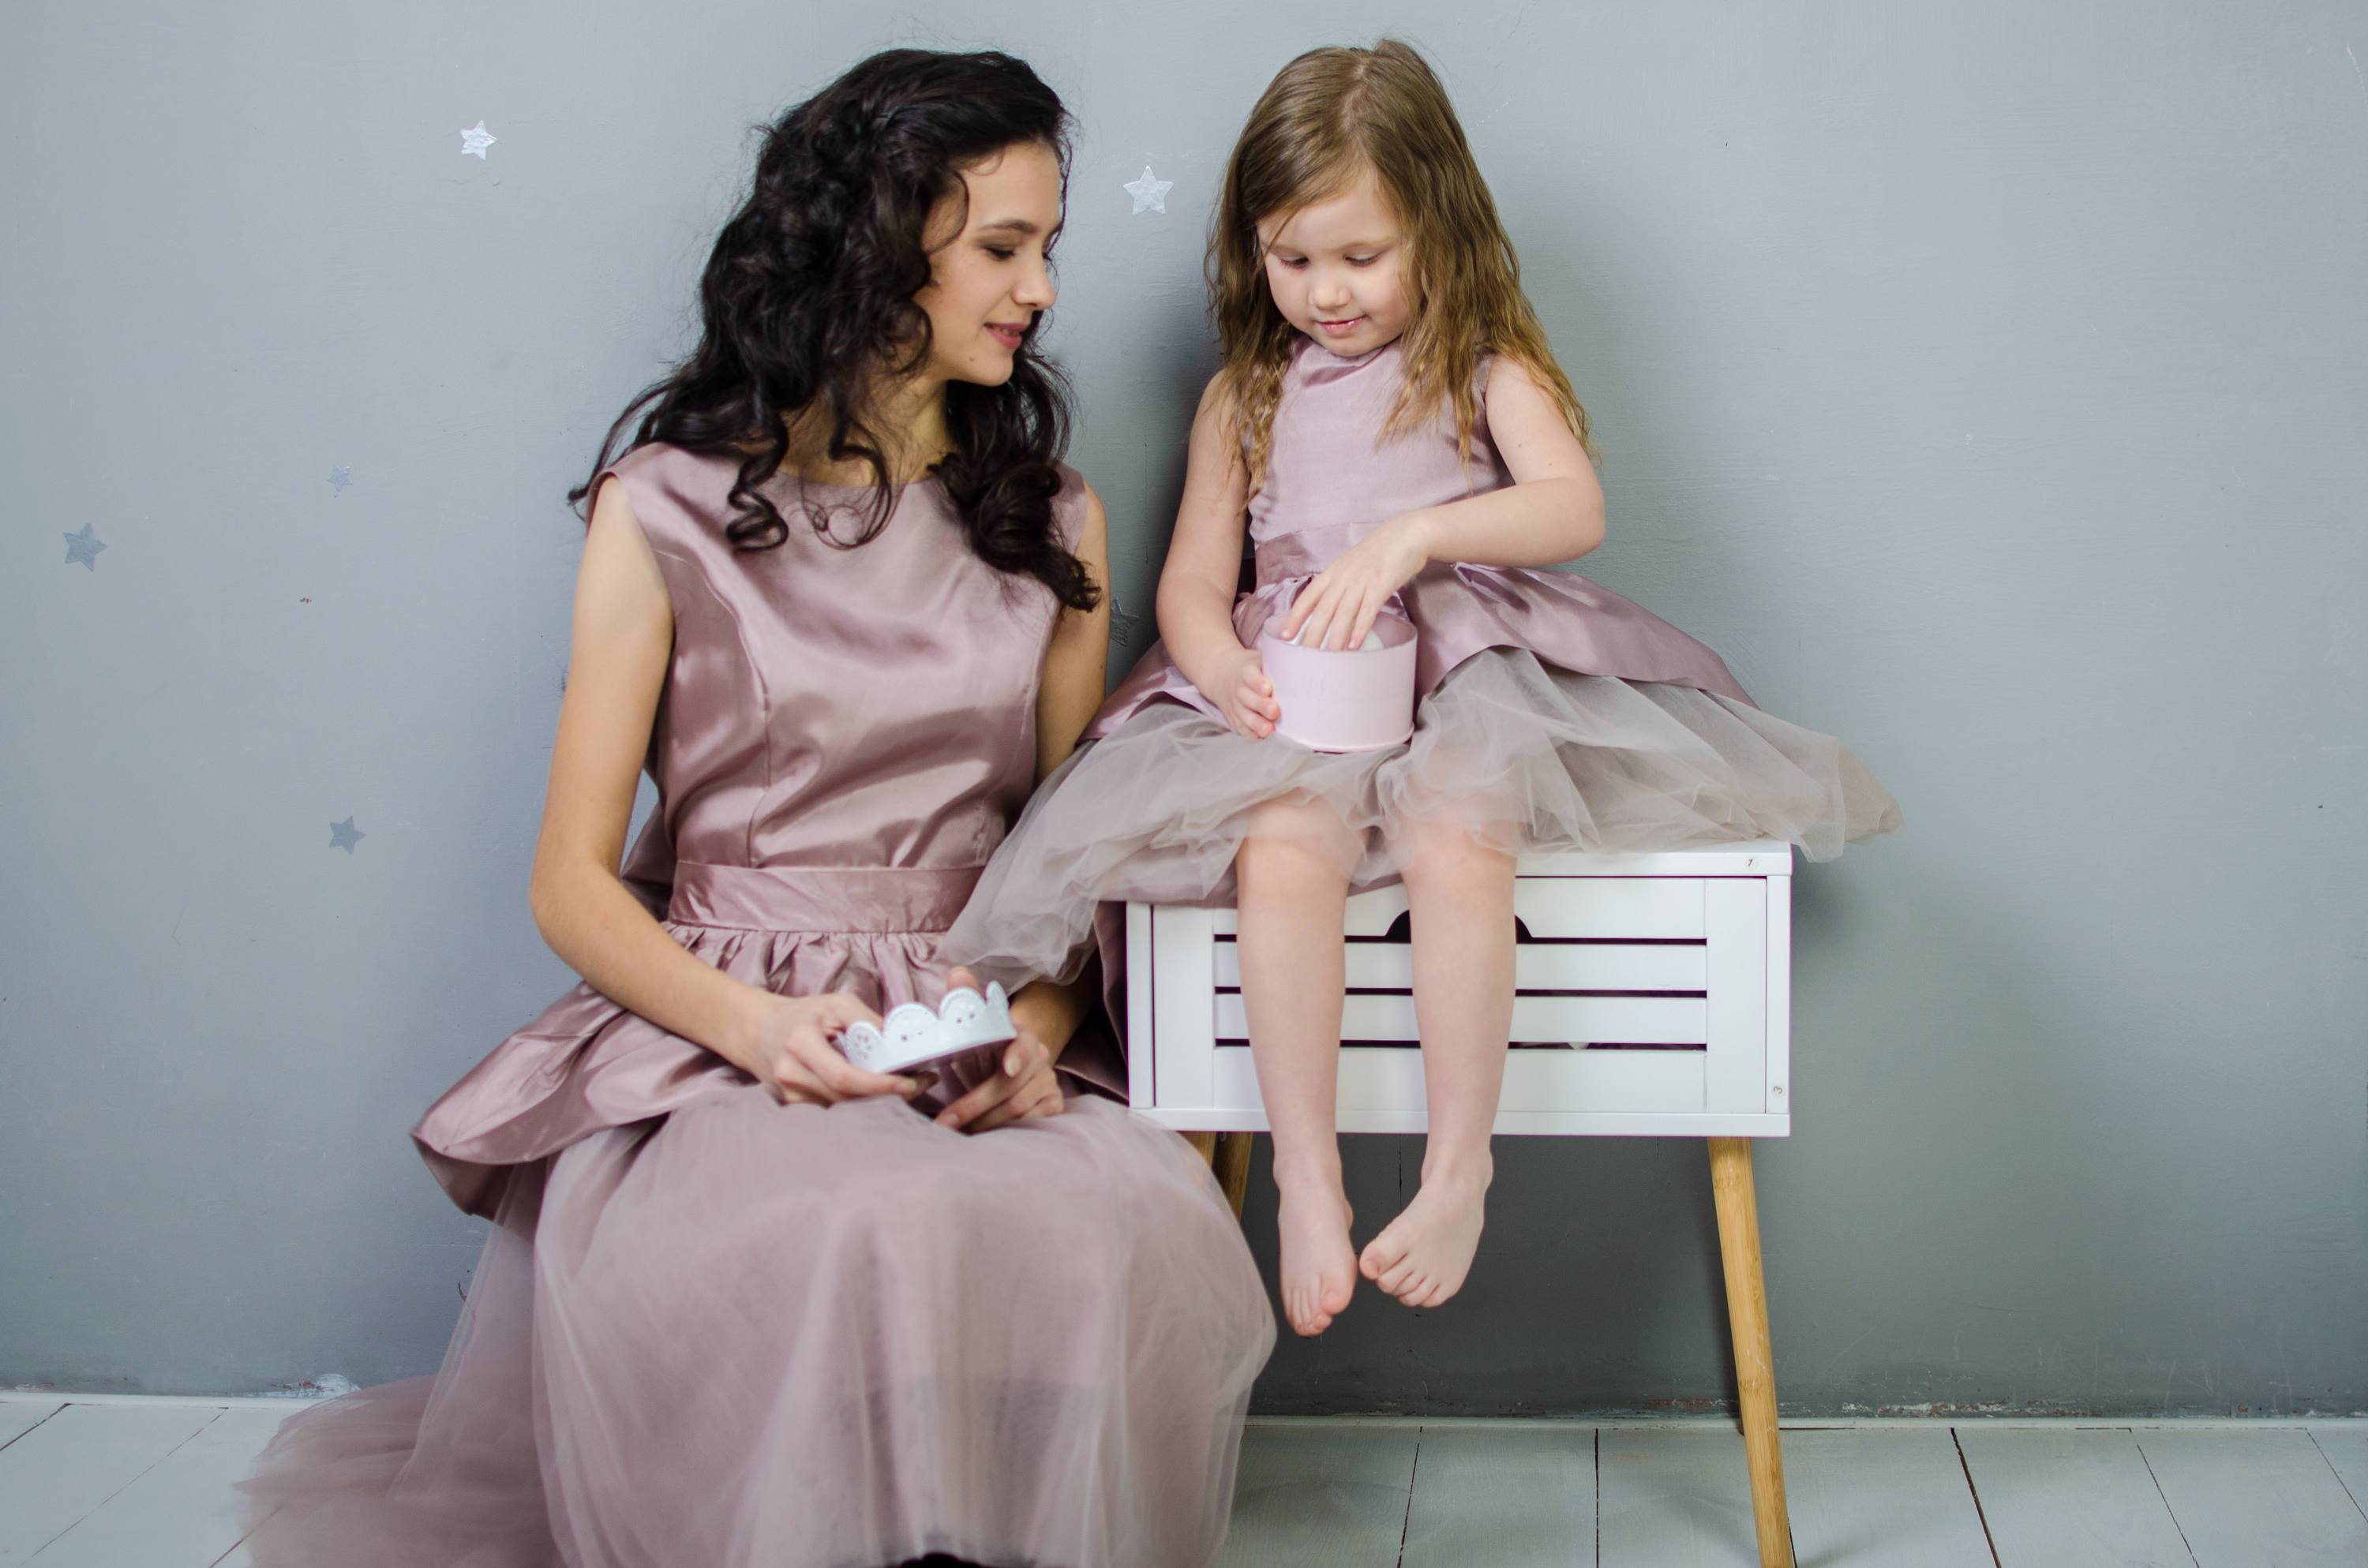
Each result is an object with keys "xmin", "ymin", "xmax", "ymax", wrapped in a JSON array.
[{"xmin": 943, "ymin": 39, "xmax": 1899, "ymax": 1338}]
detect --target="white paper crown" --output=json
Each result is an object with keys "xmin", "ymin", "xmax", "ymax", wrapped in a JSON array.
[{"xmin": 837, "ymin": 982, "xmax": 1017, "ymax": 1074}]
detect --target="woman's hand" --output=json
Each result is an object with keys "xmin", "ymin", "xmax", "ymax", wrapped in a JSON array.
[
  {"xmin": 1275, "ymin": 512, "xmax": 1435, "ymax": 651},
  {"xmin": 1205, "ymin": 645, "xmax": 1281, "ymax": 740},
  {"xmin": 933, "ymin": 968, "xmax": 1069, "ymax": 1134},
  {"xmin": 734, "ymin": 990, "xmax": 925, "ymax": 1107}
]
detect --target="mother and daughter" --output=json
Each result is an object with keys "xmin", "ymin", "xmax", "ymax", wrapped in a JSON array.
[{"xmin": 242, "ymin": 36, "xmax": 1894, "ymax": 1568}]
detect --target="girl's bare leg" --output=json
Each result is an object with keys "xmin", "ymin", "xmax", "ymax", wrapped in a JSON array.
[
  {"xmin": 1359, "ymin": 818, "xmax": 1516, "ymax": 1309},
  {"xmin": 1235, "ymin": 800, "xmax": 1360, "ymax": 1336}
]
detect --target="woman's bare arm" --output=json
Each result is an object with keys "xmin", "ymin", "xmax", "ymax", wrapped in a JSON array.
[
  {"xmin": 1007, "ymin": 481, "xmax": 1112, "ymax": 1059},
  {"xmin": 1033, "ymin": 481, "xmax": 1112, "ymax": 780}
]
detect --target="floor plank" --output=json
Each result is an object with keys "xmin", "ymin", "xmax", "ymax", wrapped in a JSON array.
[
  {"xmin": 2138, "ymin": 1429, "xmax": 2368, "ymax": 1566},
  {"xmin": 1400, "ymin": 1424, "xmax": 1594, "ymax": 1568},
  {"xmin": 1598, "ymin": 1429, "xmax": 1761, "ymax": 1568},
  {"xmin": 1218, "ymin": 1424, "xmax": 1420, "ymax": 1568},
  {"xmin": 31, "ymin": 1408, "xmax": 288, "ymax": 1568},
  {"xmin": 0, "ymin": 1403, "xmax": 220, "ymax": 1562},
  {"xmin": 2307, "ymin": 1431, "xmax": 2368, "ymax": 1522},
  {"xmin": 0, "ymin": 1405, "xmax": 65, "ymax": 1454},
  {"xmin": 1954, "ymin": 1426, "xmax": 2193, "ymax": 1568},
  {"xmin": 1782, "ymin": 1428, "xmax": 1992, "ymax": 1568}
]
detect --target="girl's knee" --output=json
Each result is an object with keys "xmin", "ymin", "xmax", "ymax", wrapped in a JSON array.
[
  {"xmin": 1236, "ymin": 800, "xmax": 1360, "ymax": 885},
  {"xmin": 1393, "ymin": 818, "xmax": 1516, "ymax": 882}
]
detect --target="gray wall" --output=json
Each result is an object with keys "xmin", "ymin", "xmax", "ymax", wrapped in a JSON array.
[{"xmin": 5, "ymin": 0, "xmax": 2363, "ymax": 1416}]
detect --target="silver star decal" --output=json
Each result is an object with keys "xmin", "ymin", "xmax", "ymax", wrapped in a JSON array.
[
  {"xmin": 328, "ymin": 817, "xmax": 366, "ymax": 854},
  {"xmin": 1123, "ymin": 166, "xmax": 1173, "ymax": 215},
  {"xmin": 1109, "ymin": 598, "xmax": 1142, "ymax": 644},
  {"xmin": 329, "ymin": 466, "xmax": 351, "ymax": 496},
  {"xmin": 459, "ymin": 122, "xmax": 496, "ymax": 159},
  {"xmin": 63, "ymin": 523, "xmax": 107, "ymax": 570}
]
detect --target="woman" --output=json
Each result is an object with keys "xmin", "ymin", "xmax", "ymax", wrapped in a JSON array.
[{"xmin": 240, "ymin": 48, "xmax": 1275, "ymax": 1568}]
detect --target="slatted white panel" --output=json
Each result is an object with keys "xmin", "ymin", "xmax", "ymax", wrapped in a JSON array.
[
  {"xmin": 1213, "ymin": 940, "xmax": 1710, "ymax": 993},
  {"xmin": 1213, "ymin": 994, "xmax": 1707, "ymax": 1046},
  {"xmin": 1135, "ymin": 844, "xmax": 1792, "ymax": 1137},
  {"xmin": 1212, "ymin": 875, "xmax": 1710, "ymax": 939},
  {"xmin": 1211, "ymin": 1044, "xmax": 1706, "ymax": 1117}
]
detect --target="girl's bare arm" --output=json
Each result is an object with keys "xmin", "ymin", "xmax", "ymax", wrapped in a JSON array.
[{"xmin": 1154, "ymin": 376, "xmax": 1260, "ymax": 694}]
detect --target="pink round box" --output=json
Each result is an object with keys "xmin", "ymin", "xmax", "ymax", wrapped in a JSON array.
[{"xmin": 1253, "ymin": 612, "xmax": 1420, "ymax": 753}]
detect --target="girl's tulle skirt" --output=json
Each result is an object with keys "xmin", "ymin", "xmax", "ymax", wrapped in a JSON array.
[{"xmin": 942, "ymin": 648, "xmax": 1901, "ymax": 990}]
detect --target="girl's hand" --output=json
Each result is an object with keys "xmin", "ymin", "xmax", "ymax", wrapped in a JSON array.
[
  {"xmin": 934, "ymin": 967, "xmax": 1066, "ymax": 1133},
  {"xmin": 1276, "ymin": 512, "xmax": 1435, "ymax": 651},
  {"xmin": 1208, "ymin": 646, "xmax": 1280, "ymax": 740},
  {"xmin": 736, "ymin": 990, "xmax": 924, "ymax": 1107}
]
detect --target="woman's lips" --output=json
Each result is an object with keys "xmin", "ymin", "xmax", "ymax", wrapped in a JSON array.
[{"xmin": 987, "ymin": 324, "xmax": 1025, "ymax": 349}]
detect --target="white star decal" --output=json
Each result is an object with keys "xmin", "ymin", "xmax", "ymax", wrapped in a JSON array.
[
  {"xmin": 459, "ymin": 122, "xmax": 497, "ymax": 159},
  {"xmin": 1123, "ymin": 166, "xmax": 1173, "ymax": 215}
]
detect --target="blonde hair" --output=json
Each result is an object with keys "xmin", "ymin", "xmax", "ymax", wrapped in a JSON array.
[{"xmin": 1206, "ymin": 37, "xmax": 1596, "ymax": 496}]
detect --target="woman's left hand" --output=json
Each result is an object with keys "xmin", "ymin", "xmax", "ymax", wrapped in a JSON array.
[
  {"xmin": 1275, "ymin": 511, "xmax": 1434, "ymax": 651},
  {"xmin": 933, "ymin": 967, "xmax": 1067, "ymax": 1134}
]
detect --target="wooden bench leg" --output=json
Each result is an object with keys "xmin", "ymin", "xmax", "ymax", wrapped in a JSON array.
[
  {"xmin": 1710, "ymin": 1136, "xmax": 1795, "ymax": 1568},
  {"xmin": 1185, "ymin": 1132, "xmax": 1256, "ymax": 1223},
  {"xmin": 1214, "ymin": 1132, "xmax": 1253, "ymax": 1222}
]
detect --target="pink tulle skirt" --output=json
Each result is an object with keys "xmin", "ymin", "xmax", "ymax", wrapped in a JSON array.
[
  {"xmin": 942, "ymin": 648, "xmax": 1901, "ymax": 990},
  {"xmin": 237, "ymin": 1087, "xmax": 1274, "ymax": 1568}
]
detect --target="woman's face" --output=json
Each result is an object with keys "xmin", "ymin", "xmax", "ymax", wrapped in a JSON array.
[
  {"xmin": 912, "ymin": 140, "xmax": 1063, "ymax": 389},
  {"xmin": 1255, "ymin": 163, "xmax": 1411, "ymax": 356}
]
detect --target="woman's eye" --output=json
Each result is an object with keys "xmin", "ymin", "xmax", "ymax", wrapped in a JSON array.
[{"xmin": 985, "ymin": 247, "xmax": 1017, "ymax": 261}]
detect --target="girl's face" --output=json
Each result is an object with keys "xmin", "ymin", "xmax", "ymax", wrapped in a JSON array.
[
  {"xmin": 912, "ymin": 140, "xmax": 1063, "ymax": 389},
  {"xmin": 1255, "ymin": 163, "xmax": 1411, "ymax": 356}
]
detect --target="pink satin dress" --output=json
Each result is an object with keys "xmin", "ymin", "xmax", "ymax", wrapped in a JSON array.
[
  {"xmin": 941, "ymin": 335, "xmax": 1901, "ymax": 989},
  {"xmin": 238, "ymin": 443, "xmax": 1276, "ymax": 1568}
]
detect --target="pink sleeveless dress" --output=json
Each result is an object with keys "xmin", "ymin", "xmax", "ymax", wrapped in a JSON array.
[
  {"xmin": 941, "ymin": 335, "xmax": 1901, "ymax": 988},
  {"xmin": 238, "ymin": 443, "xmax": 1276, "ymax": 1568}
]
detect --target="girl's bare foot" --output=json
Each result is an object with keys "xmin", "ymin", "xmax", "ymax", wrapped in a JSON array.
[
  {"xmin": 1358, "ymin": 1158, "xmax": 1490, "ymax": 1309},
  {"xmin": 1274, "ymin": 1169, "xmax": 1358, "ymax": 1335}
]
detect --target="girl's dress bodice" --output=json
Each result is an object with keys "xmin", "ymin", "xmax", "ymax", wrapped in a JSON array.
[{"xmin": 1085, "ymin": 335, "xmax": 1750, "ymax": 739}]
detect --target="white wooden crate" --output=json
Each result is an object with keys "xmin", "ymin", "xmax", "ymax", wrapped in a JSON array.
[{"xmin": 1126, "ymin": 840, "xmax": 1793, "ymax": 1138}]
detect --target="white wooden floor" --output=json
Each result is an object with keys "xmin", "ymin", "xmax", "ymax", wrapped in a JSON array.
[{"xmin": 2, "ymin": 1397, "xmax": 2364, "ymax": 1566}]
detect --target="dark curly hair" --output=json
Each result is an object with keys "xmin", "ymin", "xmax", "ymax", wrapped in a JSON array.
[{"xmin": 576, "ymin": 49, "xmax": 1097, "ymax": 612}]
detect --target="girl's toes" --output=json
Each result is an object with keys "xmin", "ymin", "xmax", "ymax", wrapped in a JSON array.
[{"xmin": 1377, "ymin": 1258, "xmax": 1418, "ymax": 1296}]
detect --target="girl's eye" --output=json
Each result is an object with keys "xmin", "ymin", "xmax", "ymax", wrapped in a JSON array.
[
  {"xmin": 1279, "ymin": 257, "xmax": 1308, "ymax": 269},
  {"xmin": 1348, "ymin": 256, "xmax": 1377, "ymax": 267}
]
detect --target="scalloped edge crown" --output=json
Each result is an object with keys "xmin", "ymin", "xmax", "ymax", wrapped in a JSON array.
[{"xmin": 836, "ymin": 982, "xmax": 1017, "ymax": 1074}]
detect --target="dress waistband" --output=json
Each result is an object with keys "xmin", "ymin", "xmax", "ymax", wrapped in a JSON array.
[
  {"xmin": 666, "ymin": 863, "xmax": 982, "ymax": 934},
  {"xmin": 1253, "ymin": 523, "xmax": 1371, "ymax": 587}
]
